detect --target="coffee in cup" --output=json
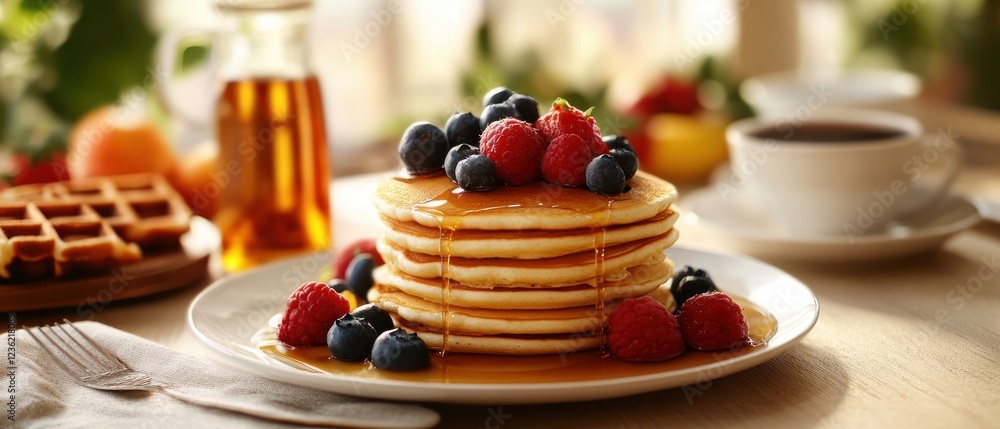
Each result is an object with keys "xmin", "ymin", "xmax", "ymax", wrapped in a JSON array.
[{"xmin": 724, "ymin": 109, "xmax": 960, "ymax": 237}]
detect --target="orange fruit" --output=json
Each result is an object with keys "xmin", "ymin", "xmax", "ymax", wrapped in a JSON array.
[
  {"xmin": 67, "ymin": 106, "xmax": 176, "ymax": 179},
  {"xmin": 170, "ymin": 141, "xmax": 220, "ymax": 218}
]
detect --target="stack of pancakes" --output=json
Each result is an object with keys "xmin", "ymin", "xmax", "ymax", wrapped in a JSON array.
[{"xmin": 370, "ymin": 171, "xmax": 679, "ymax": 355}]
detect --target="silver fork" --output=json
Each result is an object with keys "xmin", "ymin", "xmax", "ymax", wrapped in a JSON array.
[{"xmin": 25, "ymin": 319, "xmax": 342, "ymax": 426}]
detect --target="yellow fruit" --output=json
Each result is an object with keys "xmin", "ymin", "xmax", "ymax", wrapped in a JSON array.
[{"xmin": 644, "ymin": 114, "xmax": 728, "ymax": 183}]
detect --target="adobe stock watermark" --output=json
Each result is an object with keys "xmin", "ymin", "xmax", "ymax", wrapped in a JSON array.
[
  {"xmin": 187, "ymin": 111, "xmax": 296, "ymax": 213},
  {"xmin": 878, "ymin": 0, "xmax": 928, "ymax": 41},
  {"xmin": 684, "ymin": 284, "xmax": 803, "ymax": 403},
  {"xmin": 597, "ymin": 116, "xmax": 630, "ymax": 137},
  {"xmin": 682, "ymin": 348, "xmax": 747, "ymax": 404},
  {"xmin": 911, "ymin": 254, "xmax": 998, "ymax": 346},
  {"xmin": 64, "ymin": 63, "xmax": 173, "ymax": 181},
  {"xmin": 771, "ymin": 85, "xmax": 834, "ymax": 137},
  {"xmin": 715, "ymin": 83, "xmax": 833, "ymax": 201},
  {"xmin": 6, "ymin": 313, "xmax": 15, "ymax": 423},
  {"xmin": 75, "ymin": 268, "xmax": 136, "ymax": 320},
  {"xmin": 232, "ymin": 249, "xmax": 334, "ymax": 340},
  {"xmin": 546, "ymin": 0, "xmax": 585, "ymax": 29},
  {"xmin": 448, "ymin": 73, "xmax": 505, "ymax": 117},
  {"xmin": 340, "ymin": 0, "xmax": 404, "ymax": 63},
  {"xmin": 5, "ymin": 0, "xmax": 71, "ymax": 55},
  {"xmin": 842, "ymin": 127, "xmax": 959, "ymax": 242},
  {"xmin": 478, "ymin": 406, "xmax": 512, "ymax": 429},
  {"xmin": 672, "ymin": 0, "xmax": 750, "ymax": 70},
  {"xmin": 715, "ymin": 138, "xmax": 778, "ymax": 202}
]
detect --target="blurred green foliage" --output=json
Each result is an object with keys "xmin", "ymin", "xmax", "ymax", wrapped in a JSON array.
[
  {"xmin": 852, "ymin": 0, "xmax": 939, "ymax": 77},
  {"xmin": 958, "ymin": 0, "xmax": 1000, "ymax": 110},
  {"xmin": 459, "ymin": 23, "xmax": 609, "ymax": 124},
  {"xmin": 0, "ymin": 0, "xmax": 155, "ymax": 152},
  {"xmin": 37, "ymin": 0, "xmax": 155, "ymax": 120}
]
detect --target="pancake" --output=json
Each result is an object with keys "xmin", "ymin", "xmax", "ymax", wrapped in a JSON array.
[
  {"xmin": 371, "ymin": 286, "xmax": 610, "ymax": 335},
  {"xmin": 369, "ymin": 167, "xmax": 682, "ymax": 355},
  {"xmin": 372, "ymin": 259, "xmax": 673, "ymax": 310},
  {"xmin": 373, "ymin": 171, "xmax": 678, "ymax": 231},
  {"xmin": 370, "ymin": 281, "xmax": 675, "ymax": 335},
  {"xmin": 400, "ymin": 321, "xmax": 602, "ymax": 355},
  {"xmin": 386, "ymin": 282, "xmax": 677, "ymax": 355},
  {"xmin": 376, "ymin": 229, "xmax": 679, "ymax": 287},
  {"xmin": 380, "ymin": 209, "xmax": 678, "ymax": 259}
]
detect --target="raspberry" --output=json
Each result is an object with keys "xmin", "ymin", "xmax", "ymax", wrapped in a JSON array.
[
  {"xmin": 278, "ymin": 282, "xmax": 351, "ymax": 347},
  {"xmin": 480, "ymin": 118, "xmax": 547, "ymax": 185},
  {"xmin": 541, "ymin": 134, "xmax": 592, "ymax": 187},
  {"xmin": 676, "ymin": 292, "xmax": 749, "ymax": 351},
  {"xmin": 534, "ymin": 98, "xmax": 608, "ymax": 157},
  {"xmin": 608, "ymin": 296, "xmax": 685, "ymax": 361}
]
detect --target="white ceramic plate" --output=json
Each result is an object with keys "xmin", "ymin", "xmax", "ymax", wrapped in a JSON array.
[
  {"xmin": 188, "ymin": 247, "xmax": 819, "ymax": 404},
  {"xmin": 681, "ymin": 185, "xmax": 981, "ymax": 262}
]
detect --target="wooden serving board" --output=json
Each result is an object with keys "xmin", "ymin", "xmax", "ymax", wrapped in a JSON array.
[{"xmin": 1, "ymin": 217, "xmax": 219, "ymax": 312}]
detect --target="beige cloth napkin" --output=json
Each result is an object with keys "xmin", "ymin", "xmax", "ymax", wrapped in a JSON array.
[{"xmin": 12, "ymin": 322, "xmax": 439, "ymax": 428}]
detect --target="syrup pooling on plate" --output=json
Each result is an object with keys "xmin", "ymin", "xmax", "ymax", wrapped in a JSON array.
[
  {"xmin": 409, "ymin": 178, "xmax": 621, "ymax": 355},
  {"xmin": 254, "ymin": 299, "xmax": 776, "ymax": 383}
]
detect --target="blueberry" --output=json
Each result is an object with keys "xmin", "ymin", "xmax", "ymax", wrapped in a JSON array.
[
  {"xmin": 351, "ymin": 303, "xmax": 395, "ymax": 336},
  {"xmin": 327, "ymin": 314, "xmax": 378, "ymax": 362},
  {"xmin": 445, "ymin": 112, "xmax": 481, "ymax": 148},
  {"xmin": 483, "ymin": 87, "xmax": 515, "ymax": 107},
  {"xmin": 602, "ymin": 135, "xmax": 634, "ymax": 153},
  {"xmin": 479, "ymin": 103, "xmax": 521, "ymax": 131},
  {"xmin": 585, "ymin": 154, "xmax": 626, "ymax": 196},
  {"xmin": 507, "ymin": 94, "xmax": 540, "ymax": 123},
  {"xmin": 672, "ymin": 275, "xmax": 719, "ymax": 311},
  {"xmin": 346, "ymin": 254, "xmax": 375, "ymax": 299},
  {"xmin": 444, "ymin": 144, "xmax": 479, "ymax": 183},
  {"xmin": 399, "ymin": 121, "xmax": 448, "ymax": 174},
  {"xmin": 327, "ymin": 279, "xmax": 349, "ymax": 294},
  {"xmin": 371, "ymin": 328, "xmax": 431, "ymax": 371},
  {"xmin": 610, "ymin": 148, "xmax": 639, "ymax": 180},
  {"xmin": 675, "ymin": 265, "xmax": 708, "ymax": 280},
  {"xmin": 455, "ymin": 154, "xmax": 498, "ymax": 192}
]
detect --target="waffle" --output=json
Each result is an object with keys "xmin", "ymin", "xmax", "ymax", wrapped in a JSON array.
[{"xmin": 0, "ymin": 174, "xmax": 192, "ymax": 282}]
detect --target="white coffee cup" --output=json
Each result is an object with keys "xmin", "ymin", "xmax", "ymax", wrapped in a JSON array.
[{"xmin": 725, "ymin": 109, "xmax": 961, "ymax": 237}]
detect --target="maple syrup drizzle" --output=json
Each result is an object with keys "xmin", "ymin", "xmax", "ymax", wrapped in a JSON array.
[
  {"xmin": 593, "ymin": 199, "xmax": 613, "ymax": 355},
  {"xmin": 438, "ymin": 226, "xmax": 456, "ymax": 357}
]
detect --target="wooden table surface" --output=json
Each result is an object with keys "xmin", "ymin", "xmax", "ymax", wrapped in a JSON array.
[{"xmin": 18, "ymin": 166, "xmax": 1000, "ymax": 429}]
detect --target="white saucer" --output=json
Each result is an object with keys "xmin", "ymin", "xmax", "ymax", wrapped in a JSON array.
[{"xmin": 681, "ymin": 186, "xmax": 981, "ymax": 262}]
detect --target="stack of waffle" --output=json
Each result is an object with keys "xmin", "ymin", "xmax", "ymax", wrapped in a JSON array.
[
  {"xmin": 369, "ymin": 171, "xmax": 679, "ymax": 355},
  {"xmin": 0, "ymin": 174, "xmax": 192, "ymax": 282}
]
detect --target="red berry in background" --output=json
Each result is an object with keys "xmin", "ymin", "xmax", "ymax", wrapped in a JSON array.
[
  {"xmin": 540, "ymin": 134, "xmax": 592, "ymax": 187},
  {"xmin": 3, "ymin": 153, "xmax": 69, "ymax": 187},
  {"xmin": 278, "ymin": 282, "xmax": 351, "ymax": 347},
  {"xmin": 608, "ymin": 296, "xmax": 686, "ymax": 361},
  {"xmin": 534, "ymin": 98, "xmax": 607, "ymax": 157},
  {"xmin": 333, "ymin": 238, "xmax": 383, "ymax": 280},
  {"xmin": 628, "ymin": 78, "xmax": 701, "ymax": 117},
  {"xmin": 676, "ymin": 292, "xmax": 749, "ymax": 351},
  {"xmin": 480, "ymin": 118, "xmax": 547, "ymax": 185}
]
